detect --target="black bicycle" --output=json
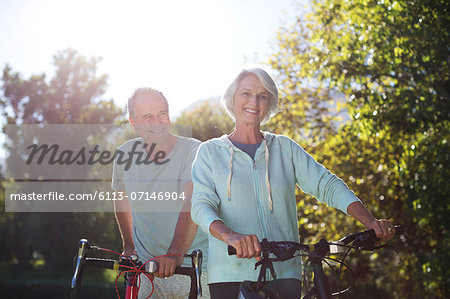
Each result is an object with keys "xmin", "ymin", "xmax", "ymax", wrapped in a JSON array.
[
  {"xmin": 228, "ymin": 225, "xmax": 402, "ymax": 299},
  {"xmin": 71, "ymin": 239, "xmax": 203, "ymax": 299}
]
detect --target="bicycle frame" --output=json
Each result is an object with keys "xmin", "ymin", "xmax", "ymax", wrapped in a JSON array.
[
  {"xmin": 303, "ymin": 239, "xmax": 333, "ymax": 299},
  {"xmin": 124, "ymin": 269, "xmax": 143, "ymax": 299}
]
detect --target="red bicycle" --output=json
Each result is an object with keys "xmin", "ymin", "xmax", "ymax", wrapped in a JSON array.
[{"xmin": 70, "ymin": 239, "xmax": 203, "ymax": 299}]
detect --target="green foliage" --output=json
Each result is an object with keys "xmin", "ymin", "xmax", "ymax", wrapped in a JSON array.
[
  {"xmin": 268, "ymin": 0, "xmax": 449, "ymax": 297},
  {"xmin": 174, "ymin": 99, "xmax": 234, "ymax": 141},
  {"xmin": 1, "ymin": 48, "xmax": 123, "ymax": 125},
  {"xmin": 0, "ymin": 49, "xmax": 125, "ymax": 277}
]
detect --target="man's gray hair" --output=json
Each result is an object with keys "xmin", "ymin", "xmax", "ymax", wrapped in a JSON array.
[
  {"xmin": 222, "ymin": 68, "xmax": 279, "ymax": 124},
  {"xmin": 128, "ymin": 87, "xmax": 169, "ymax": 119}
]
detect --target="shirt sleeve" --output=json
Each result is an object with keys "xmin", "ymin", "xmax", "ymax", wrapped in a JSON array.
[
  {"xmin": 111, "ymin": 149, "xmax": 125, "ymax": 191},
  {"xmin": 287, "ymin": 137, "xmax": 361, "ymax": 215},
  {"xmin": 180, "ymin": 140, "xmax": 200, "ymax": 184},
  {"xmin": 191, "ymin": 143, "xmax": 223, "ymax": 234}
]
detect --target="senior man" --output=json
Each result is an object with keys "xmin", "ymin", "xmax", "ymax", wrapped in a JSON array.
[{"xmin": 112, "ymin": 88, "xmax": 208, "ymax": 298}]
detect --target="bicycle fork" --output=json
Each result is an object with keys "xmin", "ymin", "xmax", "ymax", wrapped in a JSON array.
[
  {"xmin": 124, "ymin": 271, "xmax": 139, "ymax": 299},
  {"xmin": 310, "ymin": 257, "xmax": 332, "ymax": 299}
]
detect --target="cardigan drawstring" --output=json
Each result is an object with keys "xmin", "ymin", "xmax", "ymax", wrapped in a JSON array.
[
  {"xmin": 225, "ymin": 135, "xmax": 273, "ymax": 211},
  {"xmin": 263, "ymin": 137, "xmax": 273, "ymax": 211},
  {"xmin": 227, "ymin": 145, "xmax": 234, "ymax": 201}
]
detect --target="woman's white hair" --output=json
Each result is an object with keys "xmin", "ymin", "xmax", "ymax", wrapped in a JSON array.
[{"xmin": 221, "ymin": 68, "xmax": 279, "ymax": 124}]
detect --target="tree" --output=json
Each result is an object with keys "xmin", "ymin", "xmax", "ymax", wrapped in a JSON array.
[
  {"xmin": 268, "ymin": 0, "xmax": 449, "ymax": 297},
  {"xmin": 1, "ymin": 48, "xmax": 123, "ymax": 124},
  {"xmin": 0, "ymin": 49, "xmax": 125, "ymax": 276},
  {"xmin": 174, "ymin": 99, "xmax": 234, "ymax": 141}
]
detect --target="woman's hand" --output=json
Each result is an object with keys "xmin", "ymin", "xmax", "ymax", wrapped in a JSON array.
[
  {"xmin": 347, "ymin": 201, "xmax": 396, "ymax": 241},
  {"xmin": 225, "ymin": 232, "xmax": 262, "ymax": 261},
  {"xmin": 368, "ymin": 219, "xmax": 396, "ymax": 241},
  {"xmin": 209, "ymin": 220, "xmax": 262, "ymax": 261}
]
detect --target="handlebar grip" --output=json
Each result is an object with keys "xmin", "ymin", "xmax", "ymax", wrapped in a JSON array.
[
  {"xmin": 394, "ymin": 225, "xmax": 403, "ymax": 235},
  {"xmin": 227, "ymin": 246, "xmax": 237, "ymax": 256},
  {"xmin": 175, "ymin": 266, "xmax": 194, "ymax": 276},
  {"xmin": 85, "ymin": 258, "xmax": 116, "ymax": 270},
  {"xmin": 365, "ymin": 224, "xmax": 403, "ymax": 240},
  {"xmin": 370, "ymin": 225, "xmax": 403, "ymax": 237}
]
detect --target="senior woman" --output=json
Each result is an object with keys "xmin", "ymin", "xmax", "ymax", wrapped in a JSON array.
[{"xmin": 191, "ymin": 68, "xmax": 395, "ymax": 298}]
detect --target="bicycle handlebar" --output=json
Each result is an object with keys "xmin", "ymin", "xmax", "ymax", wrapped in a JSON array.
[
  {"xmin": 330, "ymin": 225, "xmax": 402, "ymax": 253},
  {"xmin": 227, "ymin": 225, "xmax": 403, "ymax": 256},
  {"xmin": 227, "ymin": 240, "xmax": 310, "ymax": 256},
  {"xmin": 338, "ymin": 225, "xmax": 403, "ymax": 245},
  {"xmin": 226, "ymin": 226, "xmax": 402, "ymax": 298},
  {"xmin": 70, "ymin": 239, "xmax": 203, "ymax": 299},
  {"xmin": 84, "ymin": 257, "xmax": 157, "ymax": 272}
]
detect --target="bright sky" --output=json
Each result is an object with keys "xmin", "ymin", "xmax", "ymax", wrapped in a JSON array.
[{"xmin": 0, "ymin": 0, "xmax": 304, "ymax": 118}]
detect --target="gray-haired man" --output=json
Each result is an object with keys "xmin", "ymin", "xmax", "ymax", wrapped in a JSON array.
[{"xmin": 112, "ymin": 88, "xmax": 208, "ymax": 298}]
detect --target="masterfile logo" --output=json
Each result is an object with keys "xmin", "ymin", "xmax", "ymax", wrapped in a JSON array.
[
  {"xmin": 4, "ymin": 124, "xmax": 192, "ymax": 212},
  {"xmin": 26, "ymin": 141, "xmax": 169, "ymax": 171}
]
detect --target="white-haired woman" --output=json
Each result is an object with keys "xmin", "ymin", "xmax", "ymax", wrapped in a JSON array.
[{"xmin": 191, "ymin": 68, "xmax": 395, "ymax": 298}]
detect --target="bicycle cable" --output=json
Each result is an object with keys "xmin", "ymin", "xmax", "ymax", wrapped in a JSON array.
[
  {"xmin": 291, "ymin": 245, "xmax": 356, "ymax": 298},
  {"xmin": 97, "ymin": 247, "xmax": 154, "ymax": 299},
  {"xmin": 92, "ymin": 247, "xmax": 182, "ymax": 299}
]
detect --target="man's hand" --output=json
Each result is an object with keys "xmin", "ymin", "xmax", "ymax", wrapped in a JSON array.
[
  {"xmin": 156, "ymin": 181, "xmax": 197, "ymax": 278},
  {"xmin": 153, "ymin": 255, "xmax": 184, "ymax": 278},
  {"xmin": 121, "ymin": 246, "xmax": 138, "ymax": 259},
  {"xmin": 121, "ymin": 247, "xmax": 155, "ymax": 281}
]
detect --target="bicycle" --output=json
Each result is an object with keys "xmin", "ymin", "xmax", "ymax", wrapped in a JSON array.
[
  {"xmin": 70, "ymin": 238, "xmax": 203, "ymax": 299},
  {"xmin": 228, "ymin": 225, "xmax": 402, "ymax": 299}
]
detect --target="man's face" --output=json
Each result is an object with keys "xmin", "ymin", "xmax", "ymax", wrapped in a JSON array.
[{"xmin": 129, "ymin": 92, "xmax": 171, "ymax": 143}]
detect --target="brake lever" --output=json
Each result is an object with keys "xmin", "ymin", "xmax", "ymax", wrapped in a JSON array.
[
  {"xmin": 352, "ymin": 232, "xmax": 380, "ymax": 251},
  {"xmin": 262, "ymin": 239, "xmax": 306, "ymax": 261},
  {"xmin": 71, "ymin": 239, "xmax": 90, "ymax": 292},
  {"xmin": 190, "ymin": 249, "xmax": 202, "ymax": 297}
]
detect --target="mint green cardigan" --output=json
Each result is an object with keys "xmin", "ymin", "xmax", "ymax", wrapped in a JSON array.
[{"xmin": 191, "ymin": 132, "xmax": 360, "ymax": 283}]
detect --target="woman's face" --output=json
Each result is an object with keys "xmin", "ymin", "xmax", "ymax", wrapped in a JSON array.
[{"xmin": 233, "ymin": 74, "xmax": 270, "ymax": 126}]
